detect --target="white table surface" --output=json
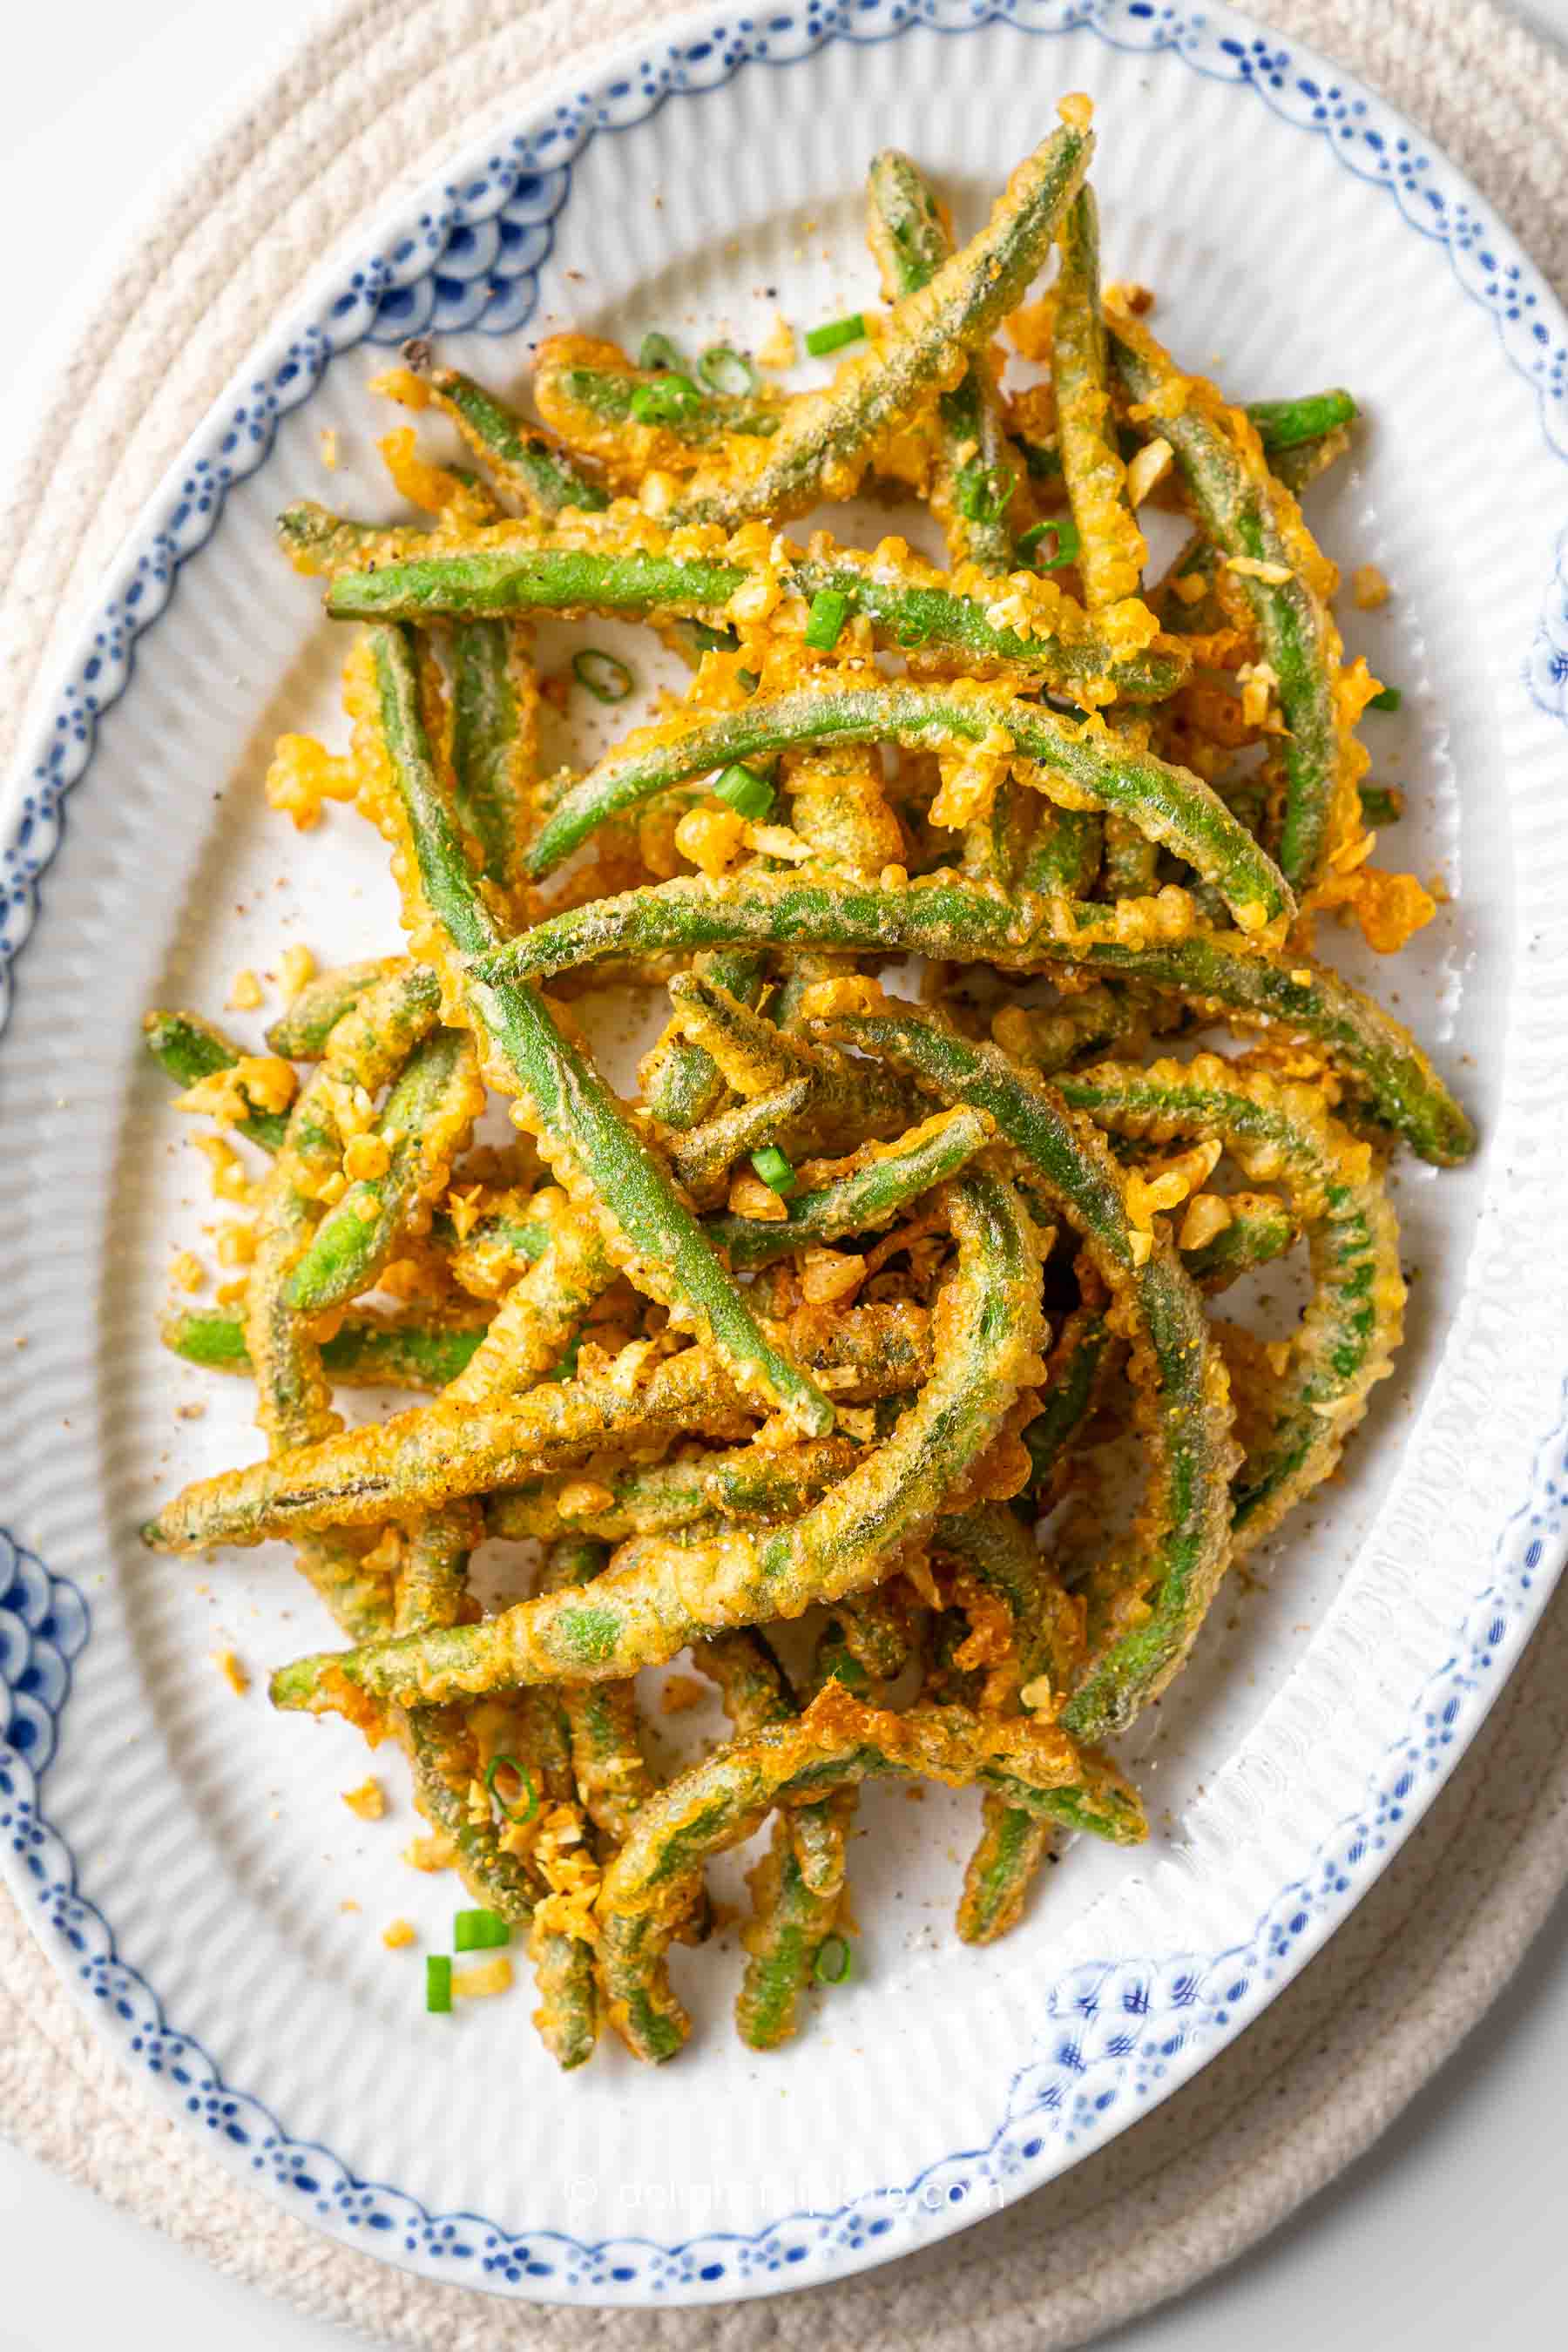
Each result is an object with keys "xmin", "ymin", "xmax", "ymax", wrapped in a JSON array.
[{"xmin": 3, "ymin": 3, "xmax": 1566, "ymax": 2346}]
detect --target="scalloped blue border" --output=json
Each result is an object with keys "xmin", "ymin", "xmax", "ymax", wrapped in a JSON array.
[{"xmin": 3, "ymin": 0, "xmax": 1567, "ymax": 2307}]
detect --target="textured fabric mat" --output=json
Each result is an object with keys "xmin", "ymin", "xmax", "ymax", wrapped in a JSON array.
[{"xmin": 3, "ymin": 2, "xmax": 1565, "ymax": 2342}]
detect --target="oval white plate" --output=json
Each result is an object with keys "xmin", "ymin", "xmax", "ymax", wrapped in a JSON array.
[{"xmin": 3, "ymin": 0, "xmax": 1567, "ymax": 2309}]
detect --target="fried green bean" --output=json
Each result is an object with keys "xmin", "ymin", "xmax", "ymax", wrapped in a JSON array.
[
  {"xmin": 266, "ymin": 959, "xmax": 438, "ymax": 1058},
  {"xmin": 145, "ymin": 1341, "xmax": 760, "ymax": 1553},
  {"xmin": 241, "ymin": 964, "xmax": 443, "ymax": 1640},
  {"xmin": 1020, "ymin": 1273, "xmax": 1112, "ymax": 1500},
  {"xmin": 417, "ymin": 363, "xmax": 611, "ymax": 516},
  {"xmin": 867, "ymin": 150, "xmax": 1028, "ymax": 573},
  {"xmin": 664, "ymin": 971, "xmax": 924, "ymax": 1159},
  {"xmin": 668, "ymin": 1077, "xmax": 814, "ymax": 1199},
  {"xmin": 284, "ymin": 1028, "xmax": 484, "ymax": 1315},
  {"xmin": 696, "ymin": 1625, "xmax": 850, "ymax": 2026},
  {"xmin": 693, "ymin": 1627, "xmax": 799, "ymax": 1733},
  {"xmin": 356, "ymin": 620, "xmax": 834, "ymax": 1437},
  {"xmin": 1270, "ymin": 429, "xmax": 1351, "ymax": 497},
  {"xmin": 596, "ymin": 1686, "xmax": 1144, "ymax": 2059},
  {"xmin": 705, "ymin": 1105, "xmax": 990, "ymax": 1267},
  {"xmin": 1110, "ymin": 310, "xmax": 1349, "ymax": 891},
  {"xmin": 441, "ymin": 1190, "xmax": 615, "ymax": 1403},
  {"xmin": 1052, "ymin": 185, "xmax": 1148, "ymax": 612},
  {"xmin": 1017, "ymin": 390, "xmax": 1357, "ymax": 489},
  {"xmin": 1021, "ymin": 806, "xmax": 1103, "ymax": 896},
  {"xmin": 164, "ymin": 1303, "xmax": 491, "ymax": 1390},
  {"xmin": 524, "ymin": 679, "xmax": 1288, "ymax": 927},
  {"xmin": 504, "ymin": 1682, "xmax": 601, "ymax": 2070},
  {"xmin": 480, "ymin": 869, "xmax": 1474, "ymax": 1164},
  {"xmin": 487, "ymin": 1434, "xmax": 861, "ymax": 1544},
  {"xmin": 935, "ymin": 1503, "xmax": 1088, "ymax": 1942},
  {"xmin": 449, "ymin": 616, "xmax": 539, "ymax": 896},
  {"xmin": 640, "ymin": 948, "xmax": 767, "ymax": 1130},
  {"xmin": 146, "ymin": 1304, "xmax": 928, "ymax": 1554},
  {"xmin": 1057, "ymin": 1054, "xmax": 1404, "ymax": 1562},
  {"xmin": 735, "ymin": 1801, "xmax": 854, "ymax": 2051},
  {"xmin": 142, "ymin": 1010, "xmax": 290, "ymax": 1152},
  {"xmin": 388, "ymin": 1687, "xmax": 547, "ymax": 1932},
  {"xmin": 538, "ymin": 1537, "xmax": 656, "ymax": 1845},
  {"xmin": 809, "ymin": 1009, "xmax": 1237, "ymax": 1740},
  {"xmin": 326, "ymin": 535, "xmax": 1186, "ymax": 706},
  {"xmin": 534, "ymin": 337, "xmax": 783, "ymax": 476},
  {"xmin": 1245, "ymin": 391, "xmax": 1359, "ymax": 451},
  {"xmin": 394, "ymin": 1500, "xmax": 482, "ymax": 1635},
  {"xmin": 1102, "ymin": 813, "xmax": 1159, "ymax": 900},
  {"xmin": 263, "ymin": 1171, "xmax": 1045, "ymax": 1707},
  {"xmin": 665, "ymin": 114, "xmax": 1092, "ymax": 531},
  {"xmin": 276, "ymin": 502, "xmax": 416, "ymax": 577}
]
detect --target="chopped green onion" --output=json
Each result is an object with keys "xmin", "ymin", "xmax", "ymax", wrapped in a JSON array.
[
  {"xmin": 1017, "ymin": 518, "xmax": 1081, "ymax": 572},
  {"xmin": 571, "ymin": 648, "xmax": 635, "ymax": 704},
  {"xmin": 955, "ymin": 459, "xmax": 1014, "ymax": 529},
  {"xmin": 1369, "ymin": 686, "xmax": 1402, "ymax": 713},
  {"xmin": 454, "ymin": 1909, "xmax": 512, "ymax": 1952},
  {"xmin": 805, "ymin": 313, "xmax": 866, "ymax": 358},
  {"xmin": 814, "ymin": 1934, "xmax": 853, "ymax": 1984},
  {"xmin": 713, "ymin": 764, "xmax": 774, "ymax": 822},
  {"xmin": 699, "ymin": 344, "xmax": 759, "ymax": 398},
  {"xmin": 484, "ymin": 1754, "xmax": 538, "ymax": 1821},
  {"xmin": 803, "ymin": 590, "xmax": 850, "ymax": 651},
  {"xmin": 629, "ymin": 374, "xmax": 703, "ymax": 425},
  {"xmin": 425, "ymin": 1955, "xmax": 453, "ymax": 2013},
  {"xmin": 750, "ymin": 1146, "xmax": 797, "ymax": 1197},
  {"xmin": 638, "ymin": 330, "xmax": 687, "ymax": 374}
]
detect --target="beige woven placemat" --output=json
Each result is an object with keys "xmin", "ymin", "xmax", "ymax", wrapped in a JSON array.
[{"xmin": 3, "ymin": 2, "xmax": 1565, "ymax": 2342}]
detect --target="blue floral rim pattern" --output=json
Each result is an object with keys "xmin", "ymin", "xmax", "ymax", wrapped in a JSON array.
[{"xmin": 2, "ymin": 0, "xmax": 1567, "ymax": 2305}]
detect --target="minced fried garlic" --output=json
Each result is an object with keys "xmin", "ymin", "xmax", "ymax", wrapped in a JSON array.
[
  {"xmin": 799, "ymin": 1247, "xmax": 865, "ymax": 1307},
  {"xmin": 341, "ymin": 1777, "xmax": 387, "ymax": 1821},
  {"xmin": 1352, "ymin": 564, "xmax": 1390, "ymax": 610},
  {"xmin": 1178, "ymin": 1192, "xmax": 1233, "ymax": 1254},
  {"xmin": 382, "ymin": 1918, "xmax": 416, "ymax": 1950},
  {"xmin": 402, "ymin": 1834, "xmax": 456, "ymax": 1873},
  {"xmin": 192, "ymin": 1134, "xmax": 253, "ymax": 1204},
  {"xmin": 727, "ymin": 1171, "xmax": 791, "ymax": 1222},
  {"xmin": 278, "ymin": 942, "xmax": 316, "ymax": 1000},
  {"xmin": 756, "ymin": 312, "xmax": 796, "ymax": 370},
  {"xmin": 175, "ymin": 1055, "xmax": 297, "ymax": 1125},
  {"xmin": 265, "ymin": 733, "xmax": 358, "ymax": 829},
  {"xmin": 1125, "ymin": 1139, "xmax": 1222, "ymax": 1232},
  {"xmin": 674, "ymin": 803, "xmax": 747, "ymax": 877},
  {"xmin": 226, "ymin": 967, "xmax": 264, "ymax": 1011},
  {"xmin": 453, "ymin": 1957, "xmax": 514, "ymax": 2000},
  {"xmin": 1315, "ymin": 864, "xmax": 1437, "ymax": 954},
  {"xmin": 1125, "ymin": 436, "xmax": 1173, "ymax": 507},
  {"xmin": 343, "ymin": 1133, "xmax": 392, "ymax": 1183},
  {"xmin": 1225, "ymin": 554, "xmax": 1294, "ymax": 586},
  {"xmin": 557, "ymin": 1478, "xmax": 617, "ymax": 1519}
]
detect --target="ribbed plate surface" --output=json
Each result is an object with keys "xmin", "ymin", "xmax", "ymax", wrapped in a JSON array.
[{"xmin": 1, "ymin": 0, "xmax": 1565, "ymax": 2308}]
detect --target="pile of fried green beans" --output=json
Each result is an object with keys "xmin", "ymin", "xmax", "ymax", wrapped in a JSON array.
[{"xmin": 143, "ymin": 98, "xmax": 1470, "ymax": 2070}]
